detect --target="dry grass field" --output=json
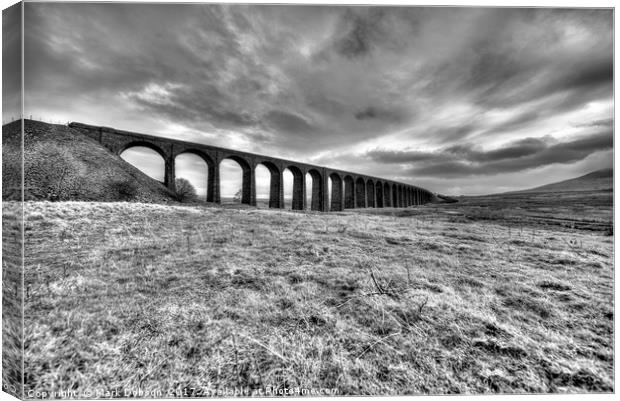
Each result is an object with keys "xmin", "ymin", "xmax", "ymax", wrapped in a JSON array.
[
  {"xmin": 2, "ymin": 201, "xmax": 23, "ymax": 398},
  {"xmin": 12, "ymin": 190, "xmax": 614, "ymax": 395}
]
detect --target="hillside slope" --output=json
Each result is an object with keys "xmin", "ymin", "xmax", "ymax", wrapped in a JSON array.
[
  {"xmin": 2, "ymin": 120, "xmax": 176, "ymax": 202},
  {"xmin": 514, "ymin": 169, "xmax": 612, "ymax": 194}
]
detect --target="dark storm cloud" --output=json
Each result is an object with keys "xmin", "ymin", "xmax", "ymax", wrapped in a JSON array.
[
  {"xmin": 473, "ymin": 55, "xmax": 613, "ymax": 112},
  {"xmin": 469, "ymin": 137, "xmax": 547, "ymax": 162},
  {"xmin": 22, "ymin": 3, "xmax": 613, "ymax": 194},
  {"xmin": 125, "ymin": 83, "xmax": 260, "ymax": 130},
  {"xmin": 334, "ymin": 8, "xmax": 386, "ymax": 58},
  {"xmin": 423, "ymin": 9, "xmax": 613, "ymax": 123},
  {"xmin": 552, "ymin": 58, "xmax": 613, "ymax": 92},
  {"xmin": 368, "ymin": 129, "xmax": 612, "ymax": 178},
  {"xmin": 354, "ymin": 106, "xmax": 407, "ymax": 123}
]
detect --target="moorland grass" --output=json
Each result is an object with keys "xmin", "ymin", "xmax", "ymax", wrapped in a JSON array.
[{"xmin": 16, "ymin": 197, "xmax": 614, "ymax": 396}]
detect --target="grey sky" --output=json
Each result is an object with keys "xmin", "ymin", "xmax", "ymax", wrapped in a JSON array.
[
  {"xmin": 2, "ymin": 2, "xmax": 20, "ymax": 121},
  {"xmin": 14, "ymin": 2, "xmax": 614, "ymax": 196}
]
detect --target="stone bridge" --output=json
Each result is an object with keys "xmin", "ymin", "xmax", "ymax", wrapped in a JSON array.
[{"xmin": 69, "ymin": 122, "xmax": 435, "ymax": 212}]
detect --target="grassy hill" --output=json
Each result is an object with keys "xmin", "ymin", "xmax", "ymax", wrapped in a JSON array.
[
  {"xmin": 15, "ymin": 193, "xmax": 613, "ymax": 395},
  {"xmin": 2, "ymin": 120, "xmax": 176, "ymax": 202},
  {"xmin": 511, "ymin": 169, "xmax": 612, "ymax": 194}
]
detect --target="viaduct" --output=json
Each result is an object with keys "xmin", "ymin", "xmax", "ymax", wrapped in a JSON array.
[{"xmin": 69, "ymin": 122, "xmax": 435, "ymax": 212}]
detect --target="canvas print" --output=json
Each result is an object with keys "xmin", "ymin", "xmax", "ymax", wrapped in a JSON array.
[{"xmin": 1, "ymin": 1, "xmax": 614, "ymax": 398}]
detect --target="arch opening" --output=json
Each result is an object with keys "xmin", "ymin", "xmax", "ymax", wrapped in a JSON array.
[
  {"xmin": 305, "ymin": 173, "xmax": 313, "ymax": 210},
  {"xmin": 174, "ymin": 153, "xmax": 209, "ymax": 201},
  {"xmin": 220, "ymin": 156, "xmax": 252, "ymax": 205},
  {"xmin": 256, "ymin": 161, "xmax": 282, "ymax": 208},
  {"xmin": 392, "ymin": 184, "xmax": 398, "ymax": 207},
  {"xmin": 344, "ymin": 176, "xmax": 355, "ymax": 209},
  {"xmin": 285, "ymin": 166, "xmax": 305, "ymax": 210},
  {"xmin": 255, "ymin": 164, "xmax": 271, "ymax": 208},
  {"xmin": 306, "ymin": 169, "xmax": 324, "ymax": 211},
  {"xmin": 329, "ymin": 173, "xmax": 343, "ymax": 211},
  {"xmin": 375, "ymin": 181, "xmax": 383, "ymax": 208},
  {"xmin": 119, "ymin": 141, "xmax": 166, "ymax": 159},
  {"xmin": 327, "ymin": 177, "xmax": 332, "ymax": 210},
  {"xmin": 355, "ymin": 177, "xmax": 366, "ymax": 208},
  {"xmin": 383, "ymin": 182, "xmax": 391, "ymax": 207},
  {"xmin": 120, "ymin": 146, "xmax": 165, "ymax": 183},
  {"xmin": 283, "ymin": 168, "xmax": 294, "ymax": 209},
  {"xmin": 366, "ymin": 180, "xmax": 375, "ymax": 208}
]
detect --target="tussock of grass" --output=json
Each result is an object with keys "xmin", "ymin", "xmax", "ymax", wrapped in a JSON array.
[
  {"xmin": 18, "ymin": 197, "xmax": 614, "ymax": 395},
  {"xmin": 2, "ymin": 201, "xmax": 23, "ymax": 397}
]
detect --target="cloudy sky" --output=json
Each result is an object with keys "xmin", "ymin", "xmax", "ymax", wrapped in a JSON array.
[{"xmin": 9, "ymin": 2, "xmax": 614, "ymax": 196}]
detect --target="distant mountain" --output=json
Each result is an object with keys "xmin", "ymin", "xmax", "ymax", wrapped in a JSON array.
[{"xmin": 513, "ymin": 168, "xmax": 613, "ymax": 194}]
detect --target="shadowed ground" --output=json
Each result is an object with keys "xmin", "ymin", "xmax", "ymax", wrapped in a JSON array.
[{"xmin": 18, "ymin": 190, "xmax": 613, "ymax": 395}]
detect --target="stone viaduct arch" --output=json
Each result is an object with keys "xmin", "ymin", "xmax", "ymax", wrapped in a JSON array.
[
  {"xmin": 255, "ymin": 161, "xmax": 282, "ymax": 209},
  {"xmin": 69, "ymin": 122, "xmax": 435, "ymax": 212},
  {"xmin": 383, "ymin": 182, "xmax": 390, "ymax": 207},
  {"xmin": 329, "ymin": 173, "xmax": 344, "ymax": 212},
  {"xmin": 344, "ymin": 175, "xmax": 355, "ymax": 209},
  {"xmin": 366, "ymin": 179, "xmax": 375, "ymax": 208},
  {"xmin": 355, "ymin": 177, "xmax": 366, "ymax": 208},
  {"xmin": 391, "ymin": 185, "xmax": 398, "ymax": 207},
  {"xmin": 306, "ymin": 168, "xmax": 325, "ymax": 211},
  {"xmin": 375, "ymin": 180, "xmax": 383, "ymax": 208},
  {"xmin": 284, "ymin": 165, "xmax": 305, "ymax": 210}
]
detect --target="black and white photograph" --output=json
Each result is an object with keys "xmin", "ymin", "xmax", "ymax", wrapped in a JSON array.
[{"xmin": 1, "ymin": 0, "xmax": 615, "ymax": 398}]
